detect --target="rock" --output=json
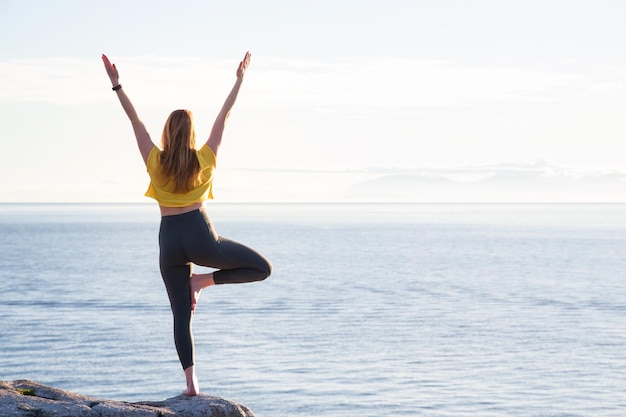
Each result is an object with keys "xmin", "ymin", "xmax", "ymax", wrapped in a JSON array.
[{"xmin": 0, "ymin": 380, "xmax": 256, "ymax": 417}]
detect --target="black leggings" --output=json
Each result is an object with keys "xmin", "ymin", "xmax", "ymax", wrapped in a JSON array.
[{"xmin": 158, "ymin": 207, "xmax": 272, "ymax": 370}]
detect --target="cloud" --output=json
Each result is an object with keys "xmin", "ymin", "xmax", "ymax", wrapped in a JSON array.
[
  {"xmin": 0, "ymin": 56, "xmax": 602, "ymax": 111},
  {"xmin": 4, "ymin": 160, "xmax": 625, "ymax": 203},
  {"xmin": 340, "ymin": 161, "xmax": 626, "ymax": 202},
  {"xmin": 0, "ymin": 56, "xmax": 236, "ymax": 106},
  {"xmin": 199, "ymin": 162, "xmax": 626, "ymax": 202},
  {"xmin": 249, "ymin": 57, "xmax": 586, "ymax": 109},
  {"xmin": 0, "ymin": 58, "xmax": 103, "ymax": 105}
]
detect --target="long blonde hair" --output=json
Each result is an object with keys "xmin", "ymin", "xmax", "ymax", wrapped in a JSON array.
[{"xmin": 159, "ymin": 109, "xmax": 201, "ymax": 193}]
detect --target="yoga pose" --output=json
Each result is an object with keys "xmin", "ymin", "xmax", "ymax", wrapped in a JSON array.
[{"xmin": 102, "ymin": 52, "xmax": 272, "ymax": 396}]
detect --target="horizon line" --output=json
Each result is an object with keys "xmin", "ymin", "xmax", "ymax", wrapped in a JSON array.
[{"xmin": 2, "ymin": 201, "xmax": 626, "ymax": 205}]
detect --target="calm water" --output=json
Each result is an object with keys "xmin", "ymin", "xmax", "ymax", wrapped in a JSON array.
[{"xmin": 0, "ymin": 203, "xmax": 625, "ymax": 417}]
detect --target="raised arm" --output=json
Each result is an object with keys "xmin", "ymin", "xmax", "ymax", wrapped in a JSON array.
[
  {"xmin": 206, "ymin": 51, "xmax": 251, "ymax": 157},
  {"xmin": 101, "ymin": 54, "xmax": 155, "ymax": 164}
]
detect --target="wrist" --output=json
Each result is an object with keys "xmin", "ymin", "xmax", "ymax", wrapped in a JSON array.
[{"xmin": 112, "ymin": 84, "xmax": 122, "ymax": 91}]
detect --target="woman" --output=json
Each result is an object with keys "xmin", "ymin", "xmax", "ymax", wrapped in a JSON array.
[{"xmin": 102, "ymin": 52, "xmax": 272, "ymax": 396}]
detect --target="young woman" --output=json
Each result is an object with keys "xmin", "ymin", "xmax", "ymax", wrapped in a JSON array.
[{"xmin": 101, "ymin": 52, "xmax": 272, "ymax": 396}]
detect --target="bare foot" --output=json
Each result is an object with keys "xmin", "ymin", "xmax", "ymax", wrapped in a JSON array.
[
  {"xmin": 190, "ymin": 273, "xmax": 215, "ymax": 312},
  {"xmin": 190, "ymin": 275, "xmax": 202, "ymax": 313},
  {"xmin": 183, "ymin": 365, "xmax": 200, "ymax": 396},
  {"xmin": 183, "ymin": 385, "xmax": 199, "ymax": 396}
]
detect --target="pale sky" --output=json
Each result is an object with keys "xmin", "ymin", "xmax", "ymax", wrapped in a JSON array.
[{"xmin": 1, "ymin": 0, "xmax": 625, "ymax": 202}]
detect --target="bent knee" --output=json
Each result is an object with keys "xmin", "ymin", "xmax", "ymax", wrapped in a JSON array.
[
  {"xmin": 264, "ymin": 259, "xmax": 273, "ymax": 279},
  {"xmin": 257, "ymin": 258, "xmax": 272, "ymax": 281}
]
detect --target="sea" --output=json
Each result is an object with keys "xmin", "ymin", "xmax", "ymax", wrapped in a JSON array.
[{"xmin": 0, "ymin": 203, "xmax": 625, "ymax": 417}]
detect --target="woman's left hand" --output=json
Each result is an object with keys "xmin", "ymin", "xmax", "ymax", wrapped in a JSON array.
[{"xmin": 101, "ymin": 54, "xmax": 120, "ymax": 86}]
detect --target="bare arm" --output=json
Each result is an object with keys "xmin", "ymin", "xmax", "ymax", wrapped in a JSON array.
[
  {"xmin": 101, "ymin": 54, "xmax": 155, "ymax": 164},
  {"xmin": 206, "ymin": 51, "xmax": 251, "ymax": 157}
]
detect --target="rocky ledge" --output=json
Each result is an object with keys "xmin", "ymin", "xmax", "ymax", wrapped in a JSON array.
[{"xmin": 0, "ymin": 380, "xmax": 256, "ymax": 417}]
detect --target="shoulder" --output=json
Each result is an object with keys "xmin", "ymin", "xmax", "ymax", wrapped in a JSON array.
[
  {"xmin": 146, "ymin": 146, "xmax": 161, "ymax": 169},
  {"xmin": 197, "ymin": 144, "xmax": 216, "ymax": 168}
]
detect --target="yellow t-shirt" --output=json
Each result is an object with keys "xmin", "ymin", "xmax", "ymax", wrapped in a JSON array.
[{"xmin": 144, "ymin": 145, "xmax": 216, "ymax": 207}]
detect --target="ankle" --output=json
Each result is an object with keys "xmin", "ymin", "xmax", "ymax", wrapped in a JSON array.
[
  {"xmin": 183, "ymin": 365, "xmax": 199, "ymax": 393},
  {"xmin": 193, "ymin": 272, "xmax": 215, "ymax": 288}
]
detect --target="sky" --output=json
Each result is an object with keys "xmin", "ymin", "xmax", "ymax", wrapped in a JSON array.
[{"xmin": 0, "ymin": 0, "xmax": 625, "ymax": 202}]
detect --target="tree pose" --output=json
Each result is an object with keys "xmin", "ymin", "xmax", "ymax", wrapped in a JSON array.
[{"xmin": 102, "ymin": 52, "xmax": 272, "ymax": 396}]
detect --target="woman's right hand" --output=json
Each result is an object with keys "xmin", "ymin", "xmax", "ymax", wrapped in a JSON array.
[
  {"xmin": 236, "ymin": 51, "xmax": 251, "ymax": 79},
  {"xmin": 101, "ymin": 54, "xmax": 120, "ymax": 86}
]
